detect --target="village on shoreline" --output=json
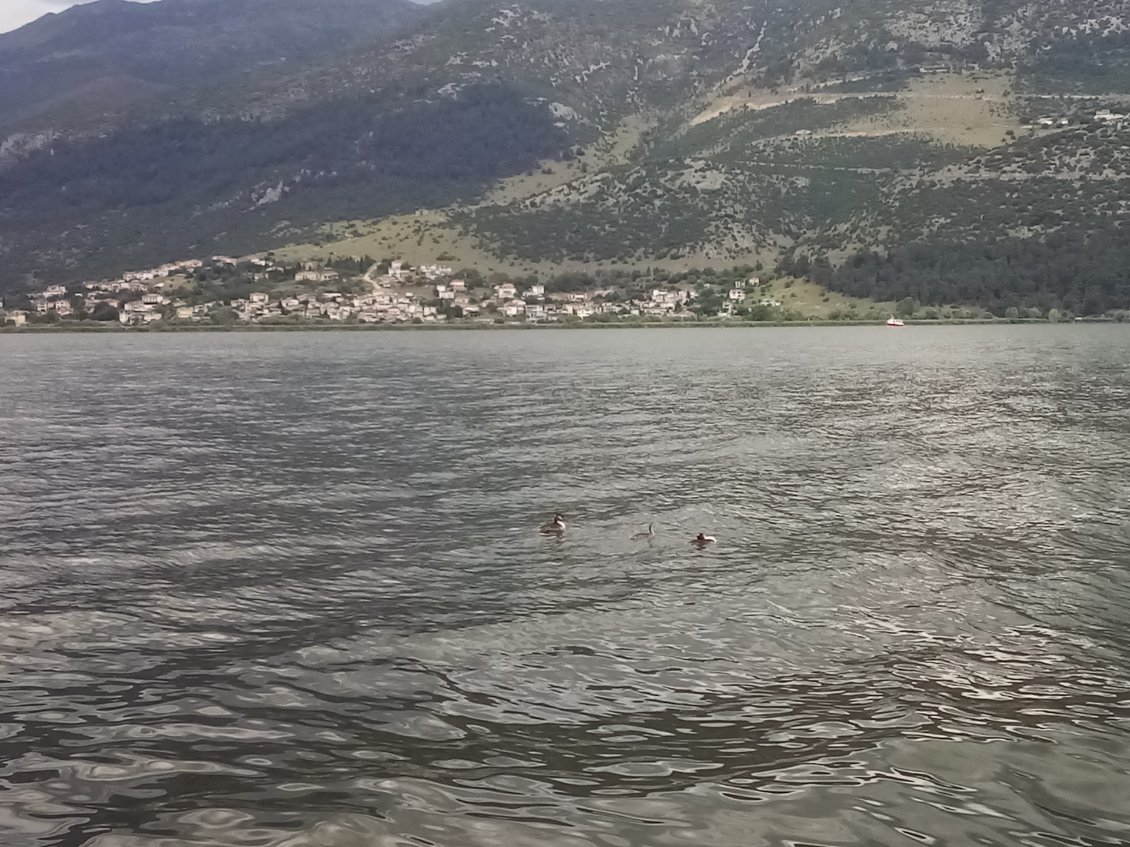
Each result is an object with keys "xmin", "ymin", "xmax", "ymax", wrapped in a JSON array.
[
  {"xmin": 0, "ymin": 254, "xmax": 802, "ymax": 329},
  {"xmin": 0, "ymin": 252, "xmax": 1114, "ymax": 332}
]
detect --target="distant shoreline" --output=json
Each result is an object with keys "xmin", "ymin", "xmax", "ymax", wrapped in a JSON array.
[{"xmin": 0, "ymin": 318, "xmax": 1120, "ymax": 334}]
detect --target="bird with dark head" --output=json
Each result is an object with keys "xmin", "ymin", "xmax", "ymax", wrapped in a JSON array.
[{"xmin": 540, "ymin": 513, "xmax": 567, "ymax": 534}]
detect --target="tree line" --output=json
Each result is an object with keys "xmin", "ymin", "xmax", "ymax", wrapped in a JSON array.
[{"xmin": 820, "ymin": 231, "xmax": 1130, "ymax": 315}]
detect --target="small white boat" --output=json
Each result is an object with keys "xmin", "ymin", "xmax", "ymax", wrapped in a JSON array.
[{"xmin": 886, "ymin": 316, "xmax": 905, "ymax": 327}]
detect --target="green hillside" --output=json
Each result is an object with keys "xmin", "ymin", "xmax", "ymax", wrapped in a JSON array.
[{"xmin": 1, "ymin": 0, "xmax": 1129, "ymax": 313}]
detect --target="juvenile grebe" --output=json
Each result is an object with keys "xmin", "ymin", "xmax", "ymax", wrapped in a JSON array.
[{"xmin": 631, "ymin": 523, "xmax": 655, "ymax": 540}]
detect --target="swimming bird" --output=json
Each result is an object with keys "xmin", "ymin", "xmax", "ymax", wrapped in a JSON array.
[
  {"xmin": 631, "ymin": 523, "xmax": 655, "ymax": 540},
  {"xmin": 540, "ymin": 513, "xmax": 567, "ymax": 534},
  {"xmin": 691, "ymin": 533, "xmax": 716, "ymax": 546}
]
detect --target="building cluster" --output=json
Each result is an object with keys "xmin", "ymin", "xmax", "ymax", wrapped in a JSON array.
[
  {"xmin": 231, "ymin": 289, "xmax": 443, "ymax": 324},
  {"xmin": 1094, "ymin": 109, "xmax": 1128, "ymax": 123},
  {"xmin": 1, "ymin": 253, "xmax": 773, "ymax": 329},
  {"xmin": 1030, "ymin": 109, "xmax": 1128, "ymax": 129},
  {"xmin": 3, "ymin": 258, "xmax": 210, "ymax": 327},
  {"xmin": 480, "ymin": 281, "xmax": 691, "ymax": 321}
]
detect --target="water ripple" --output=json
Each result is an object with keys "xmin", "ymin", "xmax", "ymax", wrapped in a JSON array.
[{"xmin": 1, "ymin": 327, "xmax": 1129, "ymax": 847}]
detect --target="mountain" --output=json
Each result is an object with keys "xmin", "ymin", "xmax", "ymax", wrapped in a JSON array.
[
  {"xmin": 2, "ymin": 0, "xmax": 1130, "ymax": 314},
  {"xmin": 0, "ymin": 0, "xmax": 428, "ymax": 134}
]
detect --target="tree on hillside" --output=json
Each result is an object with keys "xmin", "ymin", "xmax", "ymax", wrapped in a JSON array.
[
  {"xmin": 91, "ymin": 302, "xmax": 120, "ymax": 322},
  {"xmin": 694, "ymin": 288, "xmax": 724, "ymax": 316}
]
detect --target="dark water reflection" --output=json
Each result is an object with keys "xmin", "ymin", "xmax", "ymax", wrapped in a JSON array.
[{"xmin": 1, "ymin": 327, "xmax": 1129, "ymax": 847}]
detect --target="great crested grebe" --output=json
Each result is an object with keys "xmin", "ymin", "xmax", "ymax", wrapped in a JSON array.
[
  {"xmin": 540, "ymin": 513, "xmax": 567, "ymax": 534},
  {"xmin": 691, "ymin": 533, "xmax": 716, "ymax": 546},
  {"xmin": 631, "ymin": 523, "xmax": 655, "ymax": 540}
]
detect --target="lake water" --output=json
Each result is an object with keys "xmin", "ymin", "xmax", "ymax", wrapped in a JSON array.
[{"xmin": 1, "ymin": 326, "xmax": 1129, "ymax": 847}]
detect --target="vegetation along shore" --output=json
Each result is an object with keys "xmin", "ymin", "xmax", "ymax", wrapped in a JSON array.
[{"xmin": 4, "ymin": 255, "xmax": 1125, "ymax": 333}]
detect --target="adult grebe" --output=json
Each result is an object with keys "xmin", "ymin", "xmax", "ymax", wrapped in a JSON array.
[
  {"xmin": 631, "ymin": 523, "xmax": 655, "ymax": 540},
  {"xmin": 691, "ymin": 533, "xmax": 716, "ymax": 546},
  {"xmin": 540, "ymin": 513, "xmax": 567, "ymax": 534}
]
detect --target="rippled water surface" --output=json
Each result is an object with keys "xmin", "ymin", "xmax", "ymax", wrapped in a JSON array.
[{"xmin": 2, "ymin": 327, "xmax": 1130, "ymax": 847}]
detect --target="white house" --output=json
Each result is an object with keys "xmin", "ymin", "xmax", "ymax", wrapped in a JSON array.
[
  {"xmin": 295, "ymin": 270, "xmax": 339, "ymax": 283},
  {"xmin": 419, "ymin": 264, "xmax": 454, "ymax": 280},
  {"xmin": 494, "ymin": 282, "xmax": 517, "ymax": 300},
  {"xmin": 525, "ymin": 284, "xmax": 546, "ymax": 298},
  {"xmin": 569, "ymin": 304, "xmax": 594, "ymax": 319}
]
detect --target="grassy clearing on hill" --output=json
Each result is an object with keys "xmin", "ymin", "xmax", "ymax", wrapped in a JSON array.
[
  {"xmin": 690, "ymin": 72, "xmax": 1020, "ymax": 148},
  {"xmin": 271, "ymin": 212, "xmax": 548, "ymax": 277},
  {"xmin": 271, "ymin": 211, "xmax": 782, "ymax": 280},
  {"xmin": 758, "ymin": 277, "xmax": 893, "ymax": 319},
  {"xmin": 855, "ymin": 72, "xmax": 1021, "ymax": 147}
]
